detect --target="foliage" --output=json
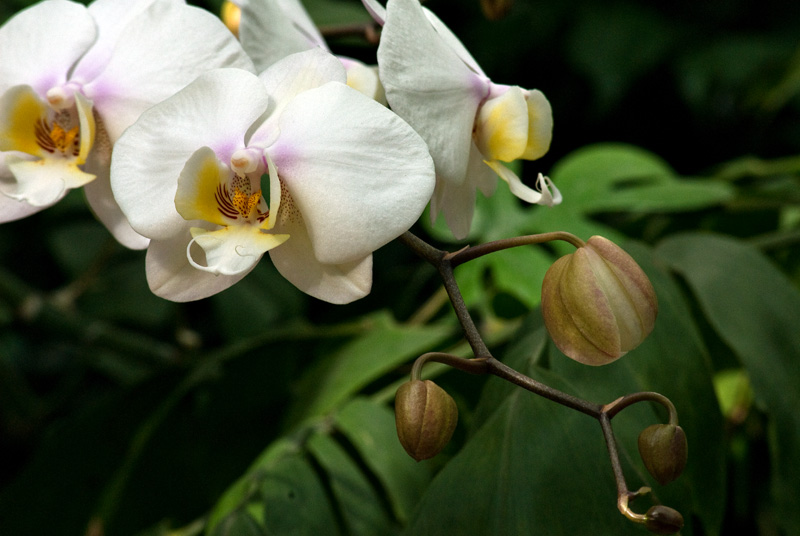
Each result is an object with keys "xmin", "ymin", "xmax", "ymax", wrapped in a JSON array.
[{"xmin": 2, "ymin": 1, "xmax": 800, "ymax": 535}]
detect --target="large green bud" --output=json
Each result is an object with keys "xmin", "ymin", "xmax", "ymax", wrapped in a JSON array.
[
  {"xmin": 394, "ymin": 380, "xmax": 458, "ymax": 461},
  {"xmin": 541, "ymin": 236, "xmax": 658, "ymax": 365}
]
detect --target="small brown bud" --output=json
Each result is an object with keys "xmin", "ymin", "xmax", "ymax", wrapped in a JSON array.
[
  {"xmin": 395, "ymin": 380, "xmax": 458, "ymax": 461},
  {"xmin": 481, "ymin": 0, "xmax": 514, "ymax": 20},
  {"xmin": 644, "ymin": 505, "xmax": 684, "ymax": 535},
  {"xmin": 638, "ymin": 424, "xmax": 688, "ymax": 485},
  {"xmin": 541, "ymin": 236, "xmax": 658, "ymax": 365}
]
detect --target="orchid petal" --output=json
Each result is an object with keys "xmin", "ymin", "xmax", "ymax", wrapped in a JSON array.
[
  {"xmin": 421, "ymin": 5, "xmax": 485, "ymax": 77},
  {"xmin": 361, "ymin": 0, "xmax": 386, "ymax": 24},
  {"xmin": 188, "ymin": 225, "xmax": 289, "ymax": 276},
  {"xmin": 249, "ymin": 49, "xmax": 346, "ymax": 146},
  {"xmin": 82, "ymin": 1, "xmax": 255, "ymax": 142},
  {"xmin": 340, "ymin": 58, "xmax": 386, "ymax": 104},
  {"xmin": 378, "ymin": 0, "xmax": 488, "ymax": 187},
  {"xmin": 429, "ymin": 141, "xmax": 495, "ymax": 240},
  {"xmin": 263, "ymin": 151, "xmax": 281, "ymax": 231},
  {"xmin": 520, "ymin": 89, "xmax": 554, "ymax": 160},
  {"xmin": 4, "ymin": 154, "xmax": 95, "ymax": 206},
  {"xmin": 268, "ymin": 82, "xmax": 435, "ymax": 264},
  {"xmin": 74, "ymin": 92, "xmax": 95, "ymax": 164},
  {"xmin": 0, "ymin": 0, "xmax": 96, "ymax": 96},
  {"xmin": 71, "ymin": 0, "xmax": 171, "ymax": 84},
  {"xmin": 237, "ymin": 0, "xmax": 327, "ymax": 72},
  {"xmin": 0, "ymin": 187, "xmax": 55, "ymax": 222},
  {"xmin": 145, "ymin": 229, "xmax": 252, "ymax": 302},
  {"xmin": 111, "ymin": 69, "xmax": 270, "ymax": 241},
  {"xmin": 475, "ymin": 86, "xmax": 529, "ymax": 162},
  {"xmin": 83, "ymin": 162, "xmax": 150, "ymax": 249},
  {"xmin": 269, "ymin": 217, "xmax": 372, "ymax": 304}
]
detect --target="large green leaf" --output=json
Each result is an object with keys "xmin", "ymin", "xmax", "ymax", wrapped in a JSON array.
[
  {"xmin": 335, "ymin": 398, "xmax": 430, "ymax": 524},
  {"xmin": 307, "ymin": 434, "xmax": 398, "ymax": 535},
  {"xmin": 656, "ymin": 232, "xmax": 800, "ymax": 531},
  {"xmin": 288, "ymin": 312, "xmax": 454, "ymax": 421}
]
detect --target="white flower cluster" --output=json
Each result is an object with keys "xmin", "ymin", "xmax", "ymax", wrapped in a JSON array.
[{"xmin": 0, "ymin": 0, "xmax": 558, "ymax": 303}]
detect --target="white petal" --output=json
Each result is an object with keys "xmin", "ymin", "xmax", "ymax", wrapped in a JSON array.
[
  {"xmin": 237, "ymin": 0, "xmax": 327, "ymax": 73},
  {"xmin": 111, "ymin": 69, "xmax": 270, "ymax": 241},
  {"xmin": 429, "ymin": 141, "xmax": 497, "ymax": 240},
  {"xmin": 83, "ymin": 160, "xmax": 150, "ymax": 250},
  {"xmin": 0, "ymin": 0, "xmax": 96, "ymax": 96},
  {"xmin": 70, "ymin": 0, "xmax": 168, "ymax": 84},
  {"xmin": 268, "ymin": 82, "xmax": 435, "ymax": 264},
  {"xmin": 269, "ymin": 218, "xmax": 372, "ymax": 304},
  {"xmin": 0, "ymin": 181, "xmax": 57, "ymax": 222},
  {"xmin": 378, "ymin": 0, "xmax": 488, "ymax": 187},
  {"xmin": 81, "ymin": 1, "xmax": 255, "ymax": 142},
  {"xmin": 4, "ymin": 154, "xmax": 95, "ymax": 206},
  {"xmin": 145, "ymin": 229, "xmax": 252, "ymax": 302},
  {"xmin": 340, "ymin": 58, "xmax": 386, "ymax": 105},
  {"xmin": 249, "ymin": 49, "xmax": 346, "ymax": 146},
  {"xmin": 421, "ymin": 5, "xmax": 485, "ymax": 77},
  {"xmin": 361, "ymin": 0, "xmax": 386, "ymax": 24}
]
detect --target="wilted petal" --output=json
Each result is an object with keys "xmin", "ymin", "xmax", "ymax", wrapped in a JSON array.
[
  {"xmin": 145, "ymin": 228, "xmax": 252, "ymax": 302},
  {"xmin": 111, "ymin": 69, "xmax": 270, "ymax": 241},
  {"xmin": 0, "ymin": 0, "xmax": 96, "ymax": 96},
  {"xmin": 268, "ymin": 82, "xmax": 434, "ymax": 264},
  {"xmin": 237, "ymin": 0, "xmax": 327, "ymax": 72},
  {"xmin": 378, "ymin": 0, "xmax": 488, "ymax": 187},
  {"xmin": 269, "ymin": 216, "xmax": 372, "ymax": 304},
  {"xmin": 485, "ymin": 161, "xmax": 560, "ymax": 206},
  {"xmin": 81, "ymin": 1, "xmax": 255, "ymax": 142}
]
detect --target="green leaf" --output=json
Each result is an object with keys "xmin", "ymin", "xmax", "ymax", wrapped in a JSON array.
[
  {"xmin": 307, "ymin": 434, "xmax": 398, "ymax": 535},
  {"xmin": 335, "ymin": 398, "xmax": 430, "ymax": 524},
  {"xmin": 656, "ymin": 232, "xmax": 800, "ymax": 532},
  {"xmin": 289, "ymin": 312, "xmax": 453, "ymax": 421},
  {"xmin": 210, "ymin": 511, "xmax": 266, "ymax": 536},
  {"xmin": 260, "ymin": 454, "xmax": 340, "ymax": 535},
  {"xmin": 549, "ymin": 143, "xmax": 734, "ymax": 212}
]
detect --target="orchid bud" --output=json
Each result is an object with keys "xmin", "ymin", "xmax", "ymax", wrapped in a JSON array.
[
  {"xmin": 638, "ymin": 424, "xmax": 688, "ymax": 485},
  {"xmin": 395, "ymin": 380, "xmax": 458, "ymax": 461},
  {"xmin": 644, "ymin": 505, "xmax": 684, "ymax": 535},
  {"xmin": 481, "ymin": 0, "xmax": 514, "ymax": 20},
  {"xmin": 541, "ymin": 236, "xmax": 658, "ymax": 365}
]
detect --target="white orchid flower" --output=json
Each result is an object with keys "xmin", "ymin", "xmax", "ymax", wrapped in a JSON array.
[
  {"xmin": 363, "ymin": 0, "xmax": 560, "ymax": 239},
  {"xmin": 225, "ymin": 0, "xmax": 386, "ymax": 104},
  {"xmin": 0, "ymin": 0, "xmax": 254, "ymax": 248},
  {"xmin": 110, "ymin": 49, "xmax": 435, "ymax": 304}
]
